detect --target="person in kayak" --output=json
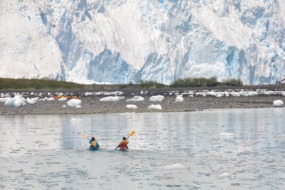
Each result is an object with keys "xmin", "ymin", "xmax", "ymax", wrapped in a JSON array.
[
  {"xmin": 89, "ymin": 137, "xmax": 100, "ymax": 149},
  {"xmin": 116, "ymin": 137, "xmax": 129, "ymax": 150}
]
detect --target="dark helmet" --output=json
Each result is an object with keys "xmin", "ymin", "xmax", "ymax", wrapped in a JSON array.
[
  {"xmin": 91, "ymin": 137, "xmax": 95, "ymax": 140},
  {"xmin": 123, "ymin": 137, "xmax": 127, "ymax": 140}
]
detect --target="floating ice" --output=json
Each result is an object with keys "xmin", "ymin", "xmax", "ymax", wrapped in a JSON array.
[
  {"xmin": 273, "ymin": 100, "xmax": 284, "ymax": 107},
  {"xmin": 161, "ymin": 163, "xmax": 186, "ymax": 169},
  {"xmin": 218, "ymin": 172, "xmax": 230, "ymax": 178},
  {"xmin": 67, "ymin": 99, "xmax": 82, "ymax": 108},
  {"xmin": 148, "ymin": 104, "xmax": 162, "ymax": 110},
  {"xmin": 149, "ymin": 95, "xmax": 164, "ymax": 102},
  {"xmin": 126, "ymin": 104, "xmax": 137, "ymax": 109},
  {"xmin": 100, "ymin": 96, "xmax": 125, "ymax": 101},
  {"xmin": 218, "ymin": 132, "xmax": 234, "ymax": 138},
  {"xmin": 126, "ymin": 96, "xmax": 144, "ymax": 102}
]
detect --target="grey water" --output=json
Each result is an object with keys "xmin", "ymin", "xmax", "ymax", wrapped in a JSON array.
[{"xmin": 0, "ymin": 108, "xmax": 285, "ymax": 190}]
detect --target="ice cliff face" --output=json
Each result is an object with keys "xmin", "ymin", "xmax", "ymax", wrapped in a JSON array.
[{"xmin": 0, "ymin": 0, "xmax": 285, "ymax": 85}]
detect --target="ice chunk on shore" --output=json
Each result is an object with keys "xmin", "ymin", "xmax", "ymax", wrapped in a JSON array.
[
  {"xmin": 175, "ymin": 95, "xmax": 184, "ymax": 102},
  {"xmin": 0, "ymin": 97, "xmax": 7, "ymax": 102},
  {"xmin": 26, "ymin": 97, "xmax": 39, "ymax": 104},
  {"xmin": 58, "ymin": 97, "xmax": 67, "ymax": 102},
  {"xmin": 149, "ymin": 95, "xmax": 164, "ymax": 102},
  {"xmin": 4, "ymin": 95, "xmax": 26, "ymax": 107},
  {"xmin": 230, "ymin": 92, "xmax": 240, "ymax": 97},
  {"xmin": 273, "ymin": 100, "xmax": 284, "ymax": 107},
  {"xmin": 148, "ymin": 104, "xmax": 162, "ymax": 110},
  {"xmin": 248, "ymin": 91, "xmax": 258, "ymax": 96},
  {"xmin": 100, "ymin": 96, "xmax": 125, "ymax": 102},
  {"xmin": 126, "ymin": 96, "xmax": 144, "ymax": 102},
  {"xmin": 40, "ymin": 97, "xmax": 55, "ymax": 101},
  {"xmin": 67, "ymin": 99, "xmax": 81, "ymax": 108},
  {"xmin": 126, "ymin": 104, "xmax": 137, "ymax": 109}
]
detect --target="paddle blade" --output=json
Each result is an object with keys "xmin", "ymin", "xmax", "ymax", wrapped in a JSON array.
[
  {"xmin": 82, "ymin": 133, "xmax": 88, "ymax": 139},
  {"xmin": 129, "ymin": 130, "xmax": 135, "ymax": 137}
]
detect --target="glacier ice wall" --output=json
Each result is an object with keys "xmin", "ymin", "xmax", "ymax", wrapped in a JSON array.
[{"xmin": 0, "ymin": 0, "xmax": 284, "ymax": 85}]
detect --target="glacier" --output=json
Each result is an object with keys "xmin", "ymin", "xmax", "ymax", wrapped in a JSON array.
[{"xmin": 0, "ymin": 0, "xmax": 285, "ymax": 85}]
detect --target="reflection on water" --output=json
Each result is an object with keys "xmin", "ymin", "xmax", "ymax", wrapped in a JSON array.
[{"xmin": 0, "ymin": 108, "xmax": 285, "ymax": 189}]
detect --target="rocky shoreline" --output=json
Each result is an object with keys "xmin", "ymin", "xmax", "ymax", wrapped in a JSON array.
[{"xmin": 1, "ymin": 87, "xmax": 285, "ymax": 115}]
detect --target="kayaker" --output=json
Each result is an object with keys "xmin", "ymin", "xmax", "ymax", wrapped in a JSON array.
[
  {"xmin": 89, "ymin": 137, "xmax": 100, "ymax": 149},
  {"xmin": 116, "ymin": 137, "xmax": 129, "ymax": 150}
]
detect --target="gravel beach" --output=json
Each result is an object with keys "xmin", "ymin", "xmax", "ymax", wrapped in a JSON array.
[{"xmin": 1, "ymin": 86, "xmax": 285, "ymax": 115}]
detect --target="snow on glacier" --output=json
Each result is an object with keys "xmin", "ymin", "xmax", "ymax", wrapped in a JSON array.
[{"xmin": 0, "ymin": 0, "xmax": 285, "ymax": 85}]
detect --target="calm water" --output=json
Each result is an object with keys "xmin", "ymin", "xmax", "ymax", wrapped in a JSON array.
[{"xmin": 0, "ymin": 108, "xmax": 285, "ymax": 190}]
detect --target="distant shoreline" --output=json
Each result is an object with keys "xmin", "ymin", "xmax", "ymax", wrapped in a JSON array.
[{"xmin": 1, "ymin": 86, "xmax": 285, "ymax": 115}]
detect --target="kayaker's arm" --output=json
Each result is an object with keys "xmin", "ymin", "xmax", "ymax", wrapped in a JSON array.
[{"xmin": 115, "ymin": 142, "xmax": 121, "ymax": 150}]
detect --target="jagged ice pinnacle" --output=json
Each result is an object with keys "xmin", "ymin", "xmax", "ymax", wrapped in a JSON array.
[{"xmin": 0, "ymin": 0, "xmax": 285, "ymax": 85}]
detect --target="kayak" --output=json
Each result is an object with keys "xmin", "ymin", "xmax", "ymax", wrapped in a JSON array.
[
  {"xmin": 119, "ymin": 147, "xmax": 128, "ymax": 151},
  {"xmin": 89, "ymin": 147, "xmax": 100, "ymax": 151}
]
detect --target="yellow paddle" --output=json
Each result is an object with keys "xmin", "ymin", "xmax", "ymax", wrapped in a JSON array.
[
  {"xmin": 127, "ymin": 130, "xmax": 135, "ymax": 139},
  {"xmin": 82, "ymin": 133, "xmax": 90, "ymax": 140},
  {"xmin": 115, "ymin": 130, "xmax": 135, "ymax": 150}
]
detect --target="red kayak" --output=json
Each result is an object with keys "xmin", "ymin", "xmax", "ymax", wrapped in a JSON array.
[{"xmin": 119, "ymin": 147, "xmax": 128, "ymax": 151}]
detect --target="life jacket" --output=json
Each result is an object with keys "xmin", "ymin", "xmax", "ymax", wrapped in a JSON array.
[
  {"xmin": 91, "ymin": 140, "xmax": 97, "ymax": 147},
  {"xmin": 120, "ymin": 140, "xmax": 129, "ymax": 150}
]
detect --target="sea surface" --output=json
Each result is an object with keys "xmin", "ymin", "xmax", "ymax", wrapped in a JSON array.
[{"xmin": 0, "ymin": 108, "xmax": 285, "ymax": 190}]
